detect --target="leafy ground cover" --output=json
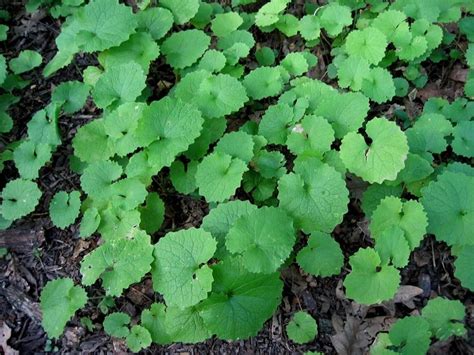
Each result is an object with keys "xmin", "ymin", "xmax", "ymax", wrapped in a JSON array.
[{"xmin": 0, "ymin": 0, "xmax": 474, "ymax": 354}]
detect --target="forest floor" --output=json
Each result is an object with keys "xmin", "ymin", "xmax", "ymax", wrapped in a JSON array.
[{"xmin": 1, "ymin": 1, "xmax": 473, "ymax": 354}]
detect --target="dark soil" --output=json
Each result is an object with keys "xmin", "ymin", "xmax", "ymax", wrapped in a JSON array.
[{"xmin": 1, "ymin": 1, "xmax": 473, "ymax": 354}]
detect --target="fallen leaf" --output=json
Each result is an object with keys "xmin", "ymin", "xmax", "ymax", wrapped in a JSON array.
[
  {"xmin": 393, "ymin": 285, "xmax": 423, "ymax": 308},
  {"xmin": 330, "ymin": 317, "xmax": 367, "ymax": 355},
  {"xmin": 0, "ymin": 322, "xmax": 19, "ymax": 355}
]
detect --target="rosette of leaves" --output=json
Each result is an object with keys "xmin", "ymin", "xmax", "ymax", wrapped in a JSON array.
[
  {"xmin": 421, "ymin": 297, "xmax": 467, "ymax": 340},
  {"xmin": 369, "ymin": 196, "xmax": 428, "ymax": 267}
]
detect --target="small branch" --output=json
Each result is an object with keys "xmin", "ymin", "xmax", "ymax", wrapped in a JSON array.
[
  {"xmin": 0, "ymin": 224, "xmax": 45, "ymax": 253},
  {"xmin": 0, "ymin": 285, "xmax": 42, "ymax": 324}
]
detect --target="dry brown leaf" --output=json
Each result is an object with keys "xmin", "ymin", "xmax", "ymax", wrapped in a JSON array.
[
  {"xmin": 330, "ymin": 317, "xmax": 367, "ymax": 355},
  {"xmin": 393, "ymin": 285, "xmax": 423, "ymax": 309},
  {"xmin": 0, "ymin": 322, "xmax": 19, "ymax": 355}
]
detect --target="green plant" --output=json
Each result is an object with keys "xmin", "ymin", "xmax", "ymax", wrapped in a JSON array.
[
  {"xmin": 286, "ymin": 311, "xmax": 318, "ymax": 344},
  {"xmin": 371, "ymin": 297, "xmax": 466, "ymax": 355},
  {"xmin": 1, "ymin": 0, "xmax": 472, "ymax": 353}
]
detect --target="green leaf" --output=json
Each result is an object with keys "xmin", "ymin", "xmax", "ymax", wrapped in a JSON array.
[
  {"xmin": 195, "ymin": 152, "xmax": 248, "ymax": 202},
  {"xmin": 296, "ymin": 232, "xmax": 343, "ymax": 277},
  {"xmin": 164, "ymin": 305, "xmax": 210, "ymax": 343},
  {"xmin": 0, "ymin": 24, "xmax": 7, "ymax": 42},
  {"xmin": 422, "ymin": 297, "xmax": 466, "ymax": 340},
  {"xmin": 197, "ymin": 50, "xmax": 227, "ymax": 73},
  {"xmin": 406, "ymin": 113, "xmax": 452, "ymax": 154},
  {"xmin": 362, "ymin": 67, "xmax": 395, "ymax": 104},
  {"xmin": 258, "ymin": 103, "xmax": 294, "ymax": 145},
  {"xmin": 185, "ymin": 116, "xmax": 227, "ymax": 160},
  {"xmin": 421, "ymin": 171, "xmax": 474, "ymax": 246},
  {"xmin": 467, "ymin": 43, "xmax": 474, "ymax": 67},
  {"xmin": 98, "ymin": 207, "xmax": 141, "ymax": 241},
  {"xmin": 80, "ymin": 160, "xmax": 122, "ymax": 199},
  {"xmin": 92, "ymin": 62, "xmax": 146, "ymax": 109},
  {"xmin": 139, "ymin": 192, "xmax": 165, "ymax": 235},
  {"xmin": 136, "ymin": 97, "xmax": 204, "ymax": 169},
  {"xmin": 371, "ymin": 333, "xmax": 397, "ymax": 355},
  {"xmin": 345, "ymin": 27, "xmax": 387, "ymax": 65},
  {"xmin": 73, "ymin": 119, "xmax": 114, "ymax": 163},
  {"xmin": 141, "ymin": 303, "xmax": 172, "ymax": 345},
  {"xmin": 98, "ymin": 32, "xmax": 160, "ymax": 74},
  {"xmin": 275, "ymin": 14, "xmax": 300, "ymax": 37},
  {"xmin": 200, "ymin": 257, "xmax": 283, "ymax": 340},
  {"xmin": 103, "ymin": 102, "xmax": 145, "ymax": 157},
  {"xmin": 13, "ymin": 141, "xmax": 52, "ymax": 180},
  {"xmin": 103, "ymin": 312, "xmax": 130, "ymax": 338},
  {"xmin": 52, "ymin": 81, "xmax": 90, "ymax": 114},
  {"xmin": 202, "ymin": 200, "xmax": 257, "ymax": 259},
  {"xmin": 80, "ymin": 207, "xmax": 100, "ymax": 238},
  {"xmin": 137, "ymin": 7, "xmax": 173, "ymax": 40},
  {"xmin": 370, "ymin": 196, "xmax": 428, "ymax": 250},
  {"xmin": 159, "ymin": 0, "xmax": 200, "ymax": 25},
  {"xmin": 74, "ymin": 0, "xmax": 137, "ymax": 53},
  {"xmin": 361, "ymin": 183, "xmax": 403, "ymax": 218},
  {"xmin": 211, "ymin": 12, "xmax": 243, "ymax": 37},
  {"xmin": 40, "ymin": 278, "xmax": 87, "ymax": 339},
  {"xmin": 9, "ymin": 50, "xmax": 42, "ymax": 74},
  {"xmin": 0, "ymin": 55, "xmax": 6, "ymax": 85},
  {"xmin": 372, "ymin": 10, "xmax": 407, "ymax": 42},
  {"xmin": 80, "ymin": 229, "xmax": 154, "ymax": 296},
  {"xmin": 286, "ymin": 311, "xmax": 318, "ymax": 344},
  {"xmin": 110, "ymin": 178, "xmax": 148, "ymax": 211},
  {"xmin": 388, "ymin": 316, "xmax": 431, "ymax": 355},
  {"xmin": 319, "ymin": 3, "xmax": 352, "ymax": 37},
  {"xmin": 215, "ymin": 131, "xmax": 255, "ymax": 163},
  {"xmin": 255, "ymin": 47, "xmax": 276, "ymax": 66},
  {"xmin": 161, "ymin": 29, "xmax": 210, "ymax": 69},
  {"xmin": 1, "ymin": 179, "xmax": 41, "ymax": 221},
  {"xmin": 393, "ymin": 23, "xmax": 428, "ymax": 61},
  {"xmin": 126, "ymin": 325, "xmax": 151, "ymax": 352},
  {"xmin": 313, "ymin": 91, "xmax": 369, "ymax": 139},
  {"xmin": 278, "ymin": 162, "xmax": 349, "ymax": 233},
  {"xmin": 299, "ymin": 15, "xmax": 320, "ymax": 41},
  {"xmin": 175, "ymin": 70, "xmax": 248, "ymax": 118},
  {"xmin": 340, "ymin": 117, "xmax": 409, "ymax": 184},
  {"xmin": 287, "ymin": 115, "xmax": 335, "ymax": 158},
  {"xmin": 281, "ymin": 52, "xmax": 309, "ymax": 77},
  {"xmin": 255, "ymin": 0, "xmax": 290, "ymax": 28},
  {"xmin": 49, "ymin": 191, "xmax": 81, "ymax": 229},
  {"xmin": 226, "ymin": 206, "xmax": 295, "ymax": 273},
  {"xmin": 343, "ymin": 248, "xmax": 400, "ymax": 305},
  {"xmin": 169, "ymin": 160, "xmax": 198, "ymax": 194},
  {"xmin": 337, "ymin": 56, "xmax": 371, "ymax": 91},
  {"xmin": 254, "ymin": 150, "xmax": 286, "ymax": 179},
  {"xmin": 243, "ymin": 66, "xmax": 284, "ymax": 100},
  {"xmin": 374, "ymin": 226, "xmax": 411, "ymax": 268},
  {"xmin": 453, "ymin": 245, "xmax": 474, "ymax": 292},
  {"xmin": 452, "ymin": 121, "xmax": 474, "ymax": 157},
  {"xmin": 152, "ymin": 228, "xmax": 217, "ymax": 308}
]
